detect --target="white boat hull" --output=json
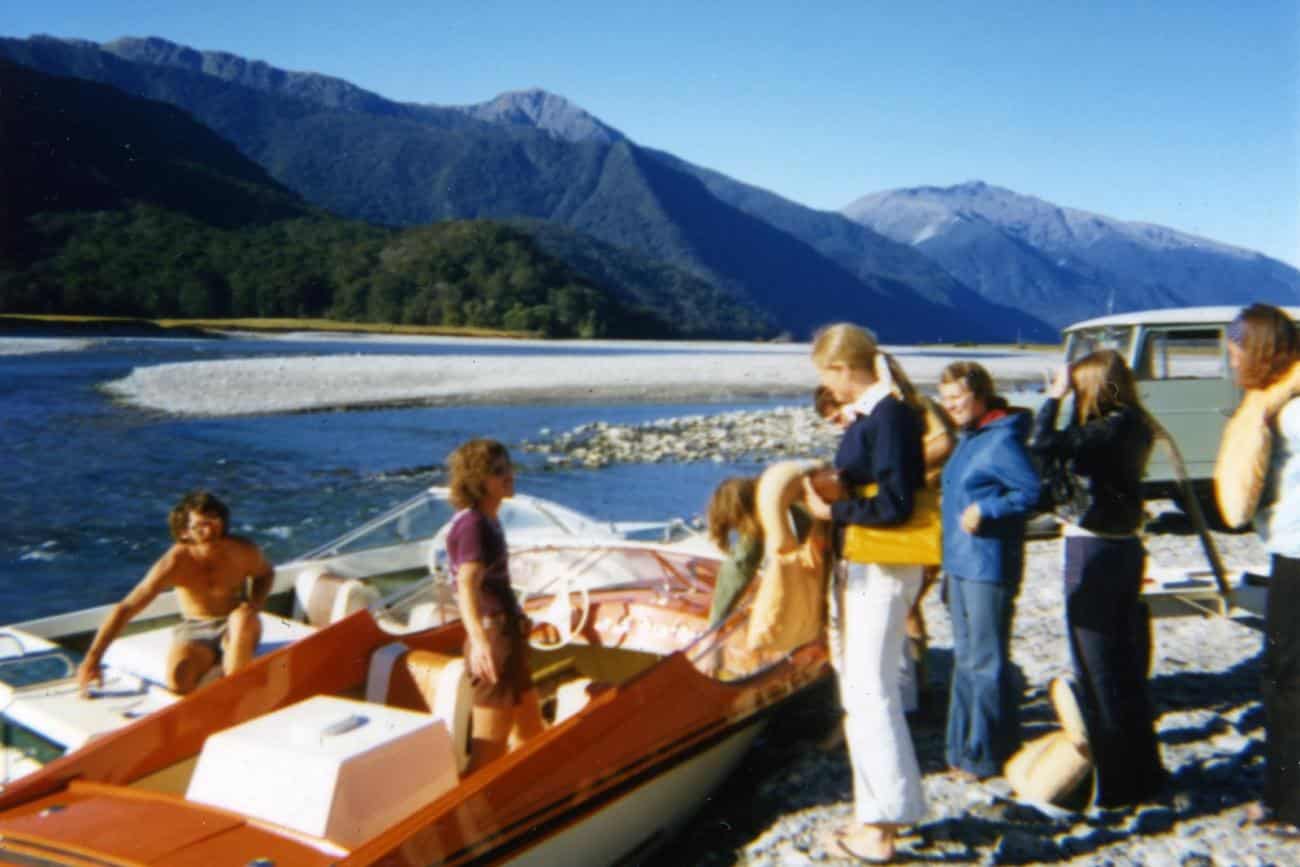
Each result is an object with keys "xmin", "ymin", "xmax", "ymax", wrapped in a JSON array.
[{"xmin": 507, "ymin": 722, "xmax": 763, "ymax": 866}]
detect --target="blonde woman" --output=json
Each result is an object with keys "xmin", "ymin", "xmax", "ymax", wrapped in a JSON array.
[
  {"xmin": 802, "ymin": 323, "xmax": 927, "ymax": 862},
  {"xmin": 445, "ymin": 439, "xmax": 544, "ymax": 768}
]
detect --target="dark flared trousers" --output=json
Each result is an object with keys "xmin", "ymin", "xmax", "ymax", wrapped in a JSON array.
[
  {"xmin": 1063, "ymin": 534, "xmax": 1165, "ymax": 807},
  {"xmin": 1264, "ymin": 554, "xmax": 1300, "ymax": 826}
]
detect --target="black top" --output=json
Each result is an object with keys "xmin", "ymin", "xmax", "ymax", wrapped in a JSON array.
[
  {"xmin": 831, "ymin": 393, "xmax": 926, "ymax": 529},
  {"xmin": 1029, "ymin": 397, "xmax": 1153, "ymax": 535}
]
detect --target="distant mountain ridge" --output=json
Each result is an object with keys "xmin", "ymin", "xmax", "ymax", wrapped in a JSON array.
[
  {"xmin": 843, "ymin": 181, "xmax": 1300, "ymax": 328},
  {"xmin": 1, "ymin": 34, "xmax": 1025, "ymax": 341}
]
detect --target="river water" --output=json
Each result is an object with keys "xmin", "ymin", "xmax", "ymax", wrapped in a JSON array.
[{"xmin": 1, "ymin": 335, "xmax": 783, "ymax": 621}]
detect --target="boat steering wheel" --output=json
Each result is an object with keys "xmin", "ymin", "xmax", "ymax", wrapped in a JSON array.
[{"xmin": 522, "ymin": 572, "xmax": 591, "ymax": 651}]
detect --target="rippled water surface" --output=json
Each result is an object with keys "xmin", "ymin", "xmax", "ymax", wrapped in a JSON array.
[{"xmin": 1, "ymin": 336, "xmax": 784, "ymax": 620}]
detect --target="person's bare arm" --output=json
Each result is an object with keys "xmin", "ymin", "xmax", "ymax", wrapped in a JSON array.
[
  {"xmin": 455, "ymin": 561, "xmax": 497, "ymax": 686},
  {"xmin": 243, "ymin": 544, "xmax": 274, "ymax": 610},
  {"xmin": 77, "ymin": 549, "xmax": 177, "ymax": 696}
]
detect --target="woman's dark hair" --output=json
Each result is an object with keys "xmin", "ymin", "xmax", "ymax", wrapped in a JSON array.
[
  {"xmin": 447, "ymin": 438, "xmax": 510, "ymax": 510},
  {"xmin": 1232, "ymin": 303, "xmax": 1299, "ymax": 389},
  {"xmin": 707, "ymin": 477, "xmax": 762, "ymax": 551},
  {"xmin": 169, "ymin": 490, "xmax": 230, "ymax": 542}
]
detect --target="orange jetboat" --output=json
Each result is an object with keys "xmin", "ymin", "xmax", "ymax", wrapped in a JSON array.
[{"xmin": 0, "ymin": 538, "xmax": 830, "ymax": 865}]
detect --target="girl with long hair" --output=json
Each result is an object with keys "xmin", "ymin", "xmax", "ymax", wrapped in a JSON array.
[
  {"xmin": 1030, "ymin": 349, "xmax": 1165, "ymax": 807},
  {"xmin": 801, "ymin": 322, "xmax": 928, "ymax": 862}
]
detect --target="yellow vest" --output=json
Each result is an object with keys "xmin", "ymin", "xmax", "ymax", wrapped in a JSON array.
[{"xmin": 841, "ymin": 483, "xmax": 942, "ymax": 566}]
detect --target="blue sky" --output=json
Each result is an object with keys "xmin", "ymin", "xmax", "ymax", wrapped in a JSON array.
[{"xmin": 7, "ymin": 1, "xmax": 1298, "ymax": 265}]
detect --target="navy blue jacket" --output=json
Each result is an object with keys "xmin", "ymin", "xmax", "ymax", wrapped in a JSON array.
[
  {"xmin": 941, "ymin": 410, "xmax": 1041, "ymax": 584},
  {"xmin": 831, "ymin": 394, "xmax": 926, "ymax": 535}
]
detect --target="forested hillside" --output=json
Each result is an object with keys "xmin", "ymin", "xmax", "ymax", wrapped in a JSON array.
[{"xmin": 1, "ymin": 59, "xmax": 763, "ymax": 338}]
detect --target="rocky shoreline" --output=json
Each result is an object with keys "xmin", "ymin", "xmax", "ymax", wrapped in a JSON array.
[
  {"xmin": 521, "ymin": 406, "xmax": 841, "ymax": 469},
  {"xmin": 534, "ymin": 407, "xmax": 1294, "ymax": 866}
]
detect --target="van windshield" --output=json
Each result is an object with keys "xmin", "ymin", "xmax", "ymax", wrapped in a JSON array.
[{"xmin": 1065, "ymin": 326, "xmax": 1134, "ymax": 362}]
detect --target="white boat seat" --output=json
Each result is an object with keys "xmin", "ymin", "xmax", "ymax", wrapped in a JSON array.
[
  {"xmin": 294, "ymin": 568, "xmax": 381, "ymax": 627},
  {"xmin": 366, "ymin": 643, "xmax": 472, "ymax": 773},
  {"xmin": 553, "ymin": 676, "xmax": 596, "ymax": 724},
  {"xmin": 101, "ymin": 612, "xmax": 316, "ymax": 692}
]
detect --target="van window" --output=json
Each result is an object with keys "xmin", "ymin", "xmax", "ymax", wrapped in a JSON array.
[
  {"xmin": 1065, "ymin": 326, "xmax": 1134, "ymax": 362},
  {"xmin": 1136, "ymin": 328, "xmax": 1225, "ymax": 380}
]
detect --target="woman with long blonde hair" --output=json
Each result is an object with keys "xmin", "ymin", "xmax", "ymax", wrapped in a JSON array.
[
  {"xmin": 802, "ymin": 322, "xmax": 928, "ymax": 862},
  {"xmin": 1030, "ymin": 349, "xmax": 1165, "ymax": 807}
]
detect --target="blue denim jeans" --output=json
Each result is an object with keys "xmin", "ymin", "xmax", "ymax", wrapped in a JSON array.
[{"xmin": 945, "ymin": 574, "xmax": 1020, "ymax": 778}]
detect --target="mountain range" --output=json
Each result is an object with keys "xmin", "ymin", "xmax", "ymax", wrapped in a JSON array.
[
  {"xmin": 3, "ymin": 34, "xmax": 1297, "ymax": 339},
  {"xmin": 843, "ymin": 182, "xmax": 1300, "ymax": 329}
]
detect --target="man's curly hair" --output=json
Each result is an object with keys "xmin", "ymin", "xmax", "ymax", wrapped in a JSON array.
[
  {"xmin": 447, "ymin": 439, "xmax": 511, "ymax": 510},
  {"xmin": 168, "ymin": 490, "xmax": 230, "ymax": 542}
]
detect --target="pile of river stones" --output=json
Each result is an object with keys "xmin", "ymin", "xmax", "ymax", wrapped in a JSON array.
[{"xmin": 520, "ymin": 406, "xmax": 841, "ymax": 469}]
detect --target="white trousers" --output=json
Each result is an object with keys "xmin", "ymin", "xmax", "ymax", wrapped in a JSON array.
[{"xmin": 831, "ymin": 560, "xmax": 927, "ymax": 824}]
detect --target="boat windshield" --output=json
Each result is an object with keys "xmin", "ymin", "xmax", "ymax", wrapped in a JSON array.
[
  {"xmin": 371, "ymin": 542, "xmax": 714, "ymax": 636},
  {"xmin": 292, "ymin": 488, "xmax": 454, "ymax": 561},
  {"xmin": 290, "ymin": 487, "xmax": 623, "ymax": 566}
]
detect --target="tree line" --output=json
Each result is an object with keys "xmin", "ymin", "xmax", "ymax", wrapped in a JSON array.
[{"xmin": 1, "ymin": 209, "xmax": 677, "ymax": 339}]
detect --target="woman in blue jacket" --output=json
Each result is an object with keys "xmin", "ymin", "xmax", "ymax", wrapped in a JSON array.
[{"xmin": 937, "ymin": 362, "xmax": 1040, "ymax": 781}]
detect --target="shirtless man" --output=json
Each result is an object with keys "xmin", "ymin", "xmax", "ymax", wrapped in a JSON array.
[{"xmin": 76, "ymin": 491, "xmax": 274, "ymax": 696}]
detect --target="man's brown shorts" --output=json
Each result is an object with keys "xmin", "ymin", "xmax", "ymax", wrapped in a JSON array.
[{"xmin": 463, "ymin": 612, "xmax": 531, "ymax": 707}]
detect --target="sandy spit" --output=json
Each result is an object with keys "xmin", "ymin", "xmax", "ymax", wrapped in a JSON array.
[{"xmin": 102, "ymin": 339, "xmax": 1059, "ymax": 417}]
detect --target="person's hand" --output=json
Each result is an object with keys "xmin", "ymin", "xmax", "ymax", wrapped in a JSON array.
[
  {"xmin": 467, "ymin": 637, "xmax": 498, "ymax": 687},
  {"xmin": 76, "ymin": 657, "xmax": 102, "ymax": 698},
  {"xmin": 801, "ymin": 476, "xmax": 834, "ymax": 521},
  {"xmin": 808, "ymin": 467, "xmax": 843, "ymax": 503},
  {"xmin": 960, "ymin": 503, "xmax": 982, "ymax": 534},
  {"xmin": 1046, "ymin": 366, "xmax": 1072, "ymax": 400}
]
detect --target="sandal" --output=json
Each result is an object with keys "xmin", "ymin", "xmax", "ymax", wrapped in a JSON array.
[
  {"xmin": 837, "ymin": 837, "xmax": 893, "ymax": 864},
  {"xmin": 837, "ymin": 826, "xmax": 895, "ymax": 864}
]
